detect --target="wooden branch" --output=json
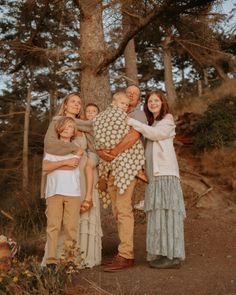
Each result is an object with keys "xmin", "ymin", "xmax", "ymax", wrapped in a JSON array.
[
  {"xmin": 0, "ymin": 156, "xmax": 21, "ymax": 163},
  {"xmin": 0, "ymin": 111, "xmax": 25, "ymax": 118},
  {"xmin": 177, "ymin": 39, "xmax": 229, "ymax": 57},
  {"xmin": 180, "ymin": 168, "xmax": 212, "ymax": 188},
  {"xmin": 0, "ymin": 167, "xmax": 21, "ymax": 171},
  {"xmin": 96, "ymin": 0, "xmax": 215, "ymax": 74},
  {"xmin": 122, "ymin": 9, "xmax": 141, "ymax": 20},
  {"xmin": 180, "ymin": 168, "xmax": 214, "ymax": 208},
  {"xmin": 82, "ymin": 277, "xmax": 113, "ymax": 295},
  {"xmin": 9, "ymin": 0, "xmax": 50, "ymax": 73},
  {"xmin": 190, "ymin": 186, "xmax": 213, "ymax": 208},
  {"xmin": 112, "ymin": 74, "xmax": 138, "ymax": 84},
  {"xmin": 1, "ymin": 40, "xmax": 75, "ymax": 56},
  {"xmin": 0, "ymin": 210, "xmax": 14, "ymax": 221},
  {"xmin": 102, "ymin": 0, "xmax": 120, "ymax": 10},
  {"xmin": 96, "ymin": 3, "xmax": 168, "ymax": 74},
  {"xmin": 56, "ymin": 64, "xmax": 81, "ymax": 74},
  {"xmin": 176, "ymin": 39, "xmax": 203, "ymax": 67}
]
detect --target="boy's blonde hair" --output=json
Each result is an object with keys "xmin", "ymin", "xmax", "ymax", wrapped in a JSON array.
[
  {"xmin": 54, "ymin": 117, "xmax": 77, "ymax": 141},
  {"xmin": 112, "ymin": 91, "xmax": 128, "ymax": 102}
]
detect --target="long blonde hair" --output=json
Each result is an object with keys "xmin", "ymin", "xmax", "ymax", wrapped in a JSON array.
[
  {"xmin": 54, "ymin": 117, "xmax": 77, "ymax": 141},
  {"xmin": 57, "ymin": 92, "xmax": 85, "ymax": 119}
]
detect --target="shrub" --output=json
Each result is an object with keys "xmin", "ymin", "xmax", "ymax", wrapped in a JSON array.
[
  {"xmin": 0, "ymin": 256, "xmax": 78, "ymax": 295},
  {"xmin": 193, "ymin": 96, "xmax": 236, "ymax": 151},
  {"xmin": 200, "ymin": 147, "xmax": 236, "ymax": 193}
]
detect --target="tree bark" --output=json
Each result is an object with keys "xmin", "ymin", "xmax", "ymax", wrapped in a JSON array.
[
  {"xmin": 124, "ymin": 39, "xmax": 139, "ymax": 86},
  {"xmin": 214, "ymin": 63, "xmax": 229, "ymax": 82},
  {"xmin": 78, "ymin": 0, "xmax": 111, "ymax": 110},
  {"xmin": 203, "ymin": 68, "xmax": 209, "ymax": 87},
  {"xmin": 197, "ymin": 80, "xmax": 203, "ymax": 97},
  {"xmin": 74, "ymin": 0, "xmax": 216, "ymax": 108},
  {"xmin": 163, "ymin": 34, "xmax": 177, "ymax": 107},
  {"xmin": 49, "ymin": 88, "xmax": 58, "ymax": 120},
  {"xmin": 22, "ymin": 78, "xmax": 33, "ymax": 191}
]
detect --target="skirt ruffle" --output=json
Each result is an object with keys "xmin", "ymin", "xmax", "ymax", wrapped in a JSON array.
[
  {"xmin": 145, "ymin": 176, "xmax": 186, "ymax": 260},
  {"xmin": 144, "ymin": 175, "xmax": 186, "ymax": 217}
]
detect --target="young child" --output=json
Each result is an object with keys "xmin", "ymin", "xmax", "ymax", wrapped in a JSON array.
[
  {"xmin": 112, "ymin": 92, "xmax": 130, "ymax": 112},
  {"xmin": 42, "ymin": 117, "xmax": 82, "ymax": 268},
  {"xmin": 112, "ymin": 93, "xmax": 148, "ymax": 183},
  {"xmin": 93, "ymin": 91, "xmax": 146, "ymax": 195},
  {"xmin": 80, "ymin": 103, "xmax": 100, "ymax": 213}
]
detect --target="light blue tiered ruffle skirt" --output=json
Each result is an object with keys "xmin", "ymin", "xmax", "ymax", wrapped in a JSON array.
[{"xmin": 145, "ymin": 175, "xmax": 186, "ymax": 261}]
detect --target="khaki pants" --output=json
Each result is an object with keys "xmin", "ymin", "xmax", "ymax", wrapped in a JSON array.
[
  {"xmin": 107, "ymin": 175, "xmax": 137, "ymax": 259},
  {"xmin": 46, "ymin": 194, "xmax": 81, "ymax": 264}
]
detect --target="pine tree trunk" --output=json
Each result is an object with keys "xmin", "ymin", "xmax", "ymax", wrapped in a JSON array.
[
  {"xmin": 203, "ymin": 68, "xmax": 209, "ymax": 87},
  {"xmin": 163, "ymin": 35, "xmax": 177, "ymax": 107},
  {"xmin": 22, "ymin": 79, "xmax": 33, "ymax": 191},
  {"xmin": 180, "ymin": 66, "xmax": 186, "ymax": 98},
  {"xmin": 49, "ymin": 88, "xmax": 58, "ymax": 121},
  {"xmin": 124, "ymin": 39, "xmax": 139, "ymax": 86},
  {"xmin": 214, "ymin": 64, "xmax": 229, "ymax": 82},
  {"xmin": 79, "ymin": 0, "xmax": 111, "ymax": 110},
  {"xmin": 197, "ymin": 80, "xmax": 203, "ymax": 96}
]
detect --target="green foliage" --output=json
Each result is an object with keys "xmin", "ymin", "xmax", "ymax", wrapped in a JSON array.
[{"xmin": 193, "ymin": 96, "xmax": 236, "ymax": 151}]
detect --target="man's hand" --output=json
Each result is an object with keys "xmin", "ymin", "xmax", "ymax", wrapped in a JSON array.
[
  {"xmin": 97, "ymin": 149, "xmax": 115, "ymax": 162},
  {"xmin": 109, "ymin": 128, "xmax": 141, "ymax": 157}
]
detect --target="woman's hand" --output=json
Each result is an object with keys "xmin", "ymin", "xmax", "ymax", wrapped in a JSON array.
[
  {"xmin": 64, "ymin": 157, "xmax": 80, "ymax": 168},
  {"xmin": 97, "ymin": 149, "xmax": 115, "ymax": 162},
  {"xmin": 75, "ymin": 147, "xmax": 84, "ymax": 157}
]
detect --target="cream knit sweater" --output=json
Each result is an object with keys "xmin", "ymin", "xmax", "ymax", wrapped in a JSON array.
[{"xmin": 127, "ymin": 114, "xmax": 180, "ymax": 178}]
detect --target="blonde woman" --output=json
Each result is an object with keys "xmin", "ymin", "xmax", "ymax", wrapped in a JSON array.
[{"xmin": 42, "ymin": 93, "xmax": 102, "ymax": 268}]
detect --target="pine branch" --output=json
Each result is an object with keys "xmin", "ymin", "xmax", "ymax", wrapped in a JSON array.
[
  {"xmin": 177, "ymin": 38, "xmax": 230, "ymax": 57},
  {"xmin": 10, "ymin": 0, "xmax": 50, "ymax": 73},
  {"xmin": 0, "ymin": 111, "xmax": 25, "ymax": 118},
  {"xmin": 176, "ymin": 39, "xmax": 203, "ymax": 67},
  {"xmin": 96, "ymin": 0, "xmax": 215, "ymax": 74},
  {"xmin": 102, "ymin": 0, "xmax": 120, "ymax": 10},
  {"xmin": 56, "ymin": 64, "xmax": 81, "ymax": 74}
]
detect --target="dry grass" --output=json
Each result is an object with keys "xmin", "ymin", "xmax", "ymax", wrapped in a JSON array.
[
  {"xmin": 200, "ymin": 147, "xmax": 236, "ymax": 191},
  {"xmin": 176, "ymin": 78, "xmax": 236, "ymax": 115}
]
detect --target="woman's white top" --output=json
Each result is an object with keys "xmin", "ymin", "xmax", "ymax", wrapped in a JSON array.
[
  {"xmin": 44, "ymin": 153, "xmax": 81, "ymax": 198},
  {"xmin": 127, "ymin": 114, "xmax": 180, "ymax": 178}
]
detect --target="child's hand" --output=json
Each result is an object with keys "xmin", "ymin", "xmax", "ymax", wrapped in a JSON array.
[
  {"xmin": 65, "ymin": 157, "xmax": 80, "ymax": 168},
  {"xmin": 75, "ymin": 147, "xmax": 84, "ymax": 157},
  {"xmin": 124, "ymin": 115, "xmax": 128, "ymax": 124}
]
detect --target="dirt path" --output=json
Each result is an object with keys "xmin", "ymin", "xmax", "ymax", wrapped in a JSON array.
[
  {"xmin": 72, "ymin": 146, "xmax": 236, "ymax": 295},
  {"xmin": 74, "ymin": 207, "xmax": 236, "ymax": 295}
]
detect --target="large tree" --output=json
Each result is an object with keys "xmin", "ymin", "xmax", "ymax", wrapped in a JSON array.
[{"xmin": 1, "ymin": 0, "xmax": 217, "ymax": 108}]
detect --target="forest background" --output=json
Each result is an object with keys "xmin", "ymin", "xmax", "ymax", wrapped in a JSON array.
[{"xmin": 0, "ymin": 0, "xmax": 235, "ymax": 294}]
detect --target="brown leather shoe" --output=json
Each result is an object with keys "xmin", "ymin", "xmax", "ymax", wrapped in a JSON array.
[
  {"xmin": 101, "ymin": 256, "xmax": 113, "ymax": 266},
  {"xmin": 103, "ymin": 255, "xmax": 134, "ymax": 272}
]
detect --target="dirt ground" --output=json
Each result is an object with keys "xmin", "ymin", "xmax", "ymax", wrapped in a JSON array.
[
  {"xmin": 72, "ymin": 206, "xmax": 236, "ymax": 295},
  {"xmin": 71, "ymin": 147, "xmax": 236, "ymax": 295}
]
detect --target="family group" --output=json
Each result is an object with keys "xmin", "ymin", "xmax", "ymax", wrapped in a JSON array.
[{"xmin": 41, "ymin": 85, "xmax": 186, "ymax": 272}]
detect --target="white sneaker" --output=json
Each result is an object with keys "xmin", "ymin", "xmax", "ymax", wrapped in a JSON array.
[{"xmin": 134, "ymin": 200, "xmax": 144, "ymax": 211}]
